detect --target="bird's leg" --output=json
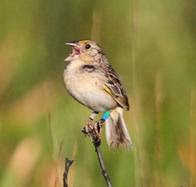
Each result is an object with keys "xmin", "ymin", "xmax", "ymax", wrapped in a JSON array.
[
  {"xmin": 88, "ymin": 111, "xmax": 99, "ymax": 124},
  {"xmin": 94, "ymin": 111, "xmax": 110, "ymax": 136},
  {"xmin": 82, "ymin": 111, "xmax": 99, "ymax": 135},
  {"xmin": 82, "ymin": 111, "xmax": 111, "ymax": 146}
]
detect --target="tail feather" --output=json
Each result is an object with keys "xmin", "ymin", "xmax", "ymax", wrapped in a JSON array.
[{"xmin": 105, "ymin": 107, "xmax": 132, "ymax": 148}]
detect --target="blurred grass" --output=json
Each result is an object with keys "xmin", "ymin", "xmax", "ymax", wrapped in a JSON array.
[{"xmin": 0, "ymin": 0, "xmax": 196, "ymax": 186}]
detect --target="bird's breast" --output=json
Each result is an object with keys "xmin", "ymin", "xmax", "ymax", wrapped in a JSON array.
[{"xmin": 63, "ymin": 63, "xmax": 116, "ymax": 112}]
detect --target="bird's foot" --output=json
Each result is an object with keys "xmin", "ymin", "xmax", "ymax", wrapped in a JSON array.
[
  {"xmin": 82, "ymin": 119, "xmax": 93, "ymax": 135},
  {"xmin": 82, "ymin": 120, "xmax": 104, "ymax": 146}
]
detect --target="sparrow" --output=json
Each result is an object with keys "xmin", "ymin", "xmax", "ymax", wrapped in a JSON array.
[{"xmin": 63, "ymin": 40, "xmax": 131, "ymax": 148}]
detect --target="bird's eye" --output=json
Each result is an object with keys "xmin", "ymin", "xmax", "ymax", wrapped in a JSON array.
[{"xmin": 85, "ymin": 44, "xmax": 91, "ymax": 49}]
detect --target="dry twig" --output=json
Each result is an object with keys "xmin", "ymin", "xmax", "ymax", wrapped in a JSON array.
[
  {"xmin": 63, "ymin": 158, "xmax": 74, "ymax": 187},
  {"xmin": 82, "ymin": 121, "xmax": 112, "ymax": 187}
]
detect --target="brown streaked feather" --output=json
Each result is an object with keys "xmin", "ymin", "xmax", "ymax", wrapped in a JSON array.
[{"xmin": 103, "ymin": 64, "xmax": 130, "ymax": 111}]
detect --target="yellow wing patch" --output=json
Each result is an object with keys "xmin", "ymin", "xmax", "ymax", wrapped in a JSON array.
[
  {"xmin": 103, "ymin": 84, "xmax": 129, "ymax": 110},
  {"xmin": 103, "ymin": 85, "xmax": 113, "ymax": 96}
]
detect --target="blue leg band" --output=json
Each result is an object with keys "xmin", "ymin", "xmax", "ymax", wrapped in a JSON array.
[{"xmin": 101, "ymin": 111, "xmax": 110, "ymax": 121}]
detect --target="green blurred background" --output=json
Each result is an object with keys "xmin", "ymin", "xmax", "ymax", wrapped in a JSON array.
[{"xmin": 0, "ymin": 0, "xmax": 195, "ymax": 186}]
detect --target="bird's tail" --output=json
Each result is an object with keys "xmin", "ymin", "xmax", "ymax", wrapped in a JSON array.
[{"xmin": 105, "ymin": 107, "xmax": 132, "ymax": 148}]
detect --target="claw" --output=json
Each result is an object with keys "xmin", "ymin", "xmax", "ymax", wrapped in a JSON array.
[
  {"xmin": 82, "ymin": 120, "xmax": 104, "ymax": 146},
  {"xmin": 81, "ymin": 127, "xmax": 88, "ymax": 135}
]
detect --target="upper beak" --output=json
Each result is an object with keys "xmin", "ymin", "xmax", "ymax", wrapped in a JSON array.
[{"xmin": 65, "ymin": 42, "xmax": 78, "ymax": 47}]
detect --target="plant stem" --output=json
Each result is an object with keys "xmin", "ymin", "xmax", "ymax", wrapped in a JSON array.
[
  {"xmin": 94, "ymin": 144, "xmax": 112, "ymax": 187},
  {"xmin": 82, "ymin": 121, "xmax": 112, "ymax": 187},
  {"xmin": 63, "ymin": 158, "xmax": 74, "ymax": 187}
]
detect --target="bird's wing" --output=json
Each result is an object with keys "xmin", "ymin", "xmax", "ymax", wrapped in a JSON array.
[{"xmin": 103, "ymin": 64, "xmax": 130, "ymax": 110}]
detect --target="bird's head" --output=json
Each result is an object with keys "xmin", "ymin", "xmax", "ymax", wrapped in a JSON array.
[{"xmin": 65, "ymin": 40, "xmax": 103, "ymax": 62}]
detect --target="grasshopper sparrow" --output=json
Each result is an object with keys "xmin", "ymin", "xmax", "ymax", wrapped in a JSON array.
[{"xmin": 64, "ymin": 40, "xmax": 131, "ymax": 148}]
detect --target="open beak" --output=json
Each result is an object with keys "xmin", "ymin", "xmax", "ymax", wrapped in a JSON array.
[{"xmin": 65, "ymin": 42, "xmax": 80, "ymax": 61}]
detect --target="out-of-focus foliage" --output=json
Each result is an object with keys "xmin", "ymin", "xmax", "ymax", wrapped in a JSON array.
[{"xmin": 0, "ymin": 0, "xmax": 195, "ymax": 186}]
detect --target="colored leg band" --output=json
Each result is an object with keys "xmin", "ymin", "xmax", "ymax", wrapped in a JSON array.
[{"xmin": 101, "ymin": 111, "xmax": 110, "ymax": 121}]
